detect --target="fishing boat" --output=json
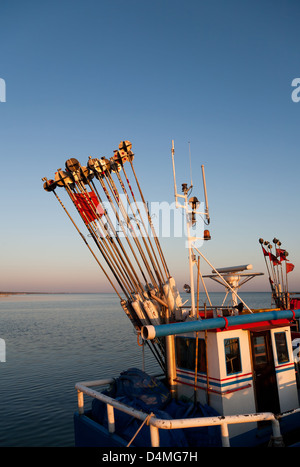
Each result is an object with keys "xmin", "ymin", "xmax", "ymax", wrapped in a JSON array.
[{"xmin": 43, "ymin": 140, "xmax": 300, "ymax": 447}]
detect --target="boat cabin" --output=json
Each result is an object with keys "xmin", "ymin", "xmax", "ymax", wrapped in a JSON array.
[{"xmin": 173, "ymin": 312, "xmax": 299, "ymax": 443}]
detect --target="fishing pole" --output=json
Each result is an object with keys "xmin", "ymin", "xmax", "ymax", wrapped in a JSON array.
[
  {"xmin": 54, "ymin": 169, "xmax": 135, "ymax": 299},
  {"xmin": 259, "ymin": 239, "xmax": 272, "ymax": 280},
  {"xmin": 267, "ymin": 242, "xmax": 279, "ymax": 303},
  {"xmin": 275, "ymin": 240, "xmax": 284, "ymax": 289},
  {"xmin": 106, "ymin": 158, "xmax": 163, "ymax": 290},
  {"xmin": 277, "ymin": 241, "xmax": 291, "ymax": 308},
  {"xmin": 264, "ymin": 238, "xmax": 283, "ymax": 308},
  {"xmin": 103, "ymin": 168, "xmax": 158, "ymax": 288},
  {"xmin": 63, "ymin": 166, "xmax": 139, "ymax": 298},
  {"xmin": 115, "ymin": 156, "xmax": 166, "ymax": 288},
  {"xmin": 86, "ymin": 159, "xmax": 147, "ymax": 296},
  {"xmin": 75, "ymin": 197, "xmax": 135, "ymax": 297},
  {"xmin": 285, "ymin": 255, "xmax": 289, "ymax": 303},
  {"xmin": 105, "ymin": 166, "xmax": 161, "ymax": 290},
  {"xmin": 128, "ymin": 154, "xmax": 170, "ymax": 280},
  {"xmin": 117, "ymin": 140, "xmax": 170, "ymax": 284},
  {"xmin": 43, "ymin": 151, "xmax": 168, "ymax": 371},
  {"xmin": 270, "ymin": 243, "xmax": 280, "ymax": 289},
  {"xmin": 97, "ymin": 160, "xmax": 154, "ymax": 288},
  {"xmin": 42, "ymin": 177, "xmax": 125, "ymax": 300},
  {"xmin": 65, "ymin": 164, "xmax": 162, "ymax": 306},
  {"xmin": 72, "ymin": 184, "xmax": 166, "ymax": 368},
  {"xmin": 69, "ymin": 180, "xmax": 136, "ymax": 293},
  {"xmin": 91, "ymin": 162, "xmax": 150, "ymax": 288},
  {"xmin": 87, "ymin": 179, "xmax": 146, "ymax": 296},
  {"xmin": 261, "ymin": 240, "xmax": 277, "ymax": 301},
  {"xmin": 273, "ymin": 238, "xmax": 287, "ymax": 307}
]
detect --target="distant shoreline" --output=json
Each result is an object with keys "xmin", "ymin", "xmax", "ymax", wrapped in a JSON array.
[
  {"xmin": 0, "ymin": 291, "xmax": 277, "ymax": 297},
  {"xmin": 0, "ymin": 292, "xmax": 113, "ymax": 296},
  {"xmin": 0, "ymin": 292, "xmax": 68, "ymax": 297}
]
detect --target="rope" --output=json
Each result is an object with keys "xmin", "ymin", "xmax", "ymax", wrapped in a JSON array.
[
  {"xmin": 137, "ymin": 332, "xmax": 144, "ymax": 347},
  {"xmin": 126, "ymin": 413, "xmax": 155, "ymax": 447},
  {"xmin": 137, "ymin": 332, "xmax": 145, "ymax": 371}
]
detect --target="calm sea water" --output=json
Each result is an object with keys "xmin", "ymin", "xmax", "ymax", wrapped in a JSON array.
[{"xmin": 0, "ymin": 292, "xmax": 273, "ymax": 447}]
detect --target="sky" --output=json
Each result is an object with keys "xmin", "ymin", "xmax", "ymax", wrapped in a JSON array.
[{"xmin": 0, "ymin": 0, "xmax": 300, "ymax": 295}]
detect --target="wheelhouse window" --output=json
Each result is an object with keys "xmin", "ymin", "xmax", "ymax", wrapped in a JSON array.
[
  {"xmin": 175, "ymin": 337, "xmax": 206, "ymax": 373},
  {"xmin": 224, "ymin": 338, "xmax": 242, "ymax": 375},
  {"xmin": 275, "ymin": 332, "xmax": 289, "ymax": 364}
]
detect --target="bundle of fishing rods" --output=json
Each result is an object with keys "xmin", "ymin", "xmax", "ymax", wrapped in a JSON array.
[
  {"xmin": 259, "ymin": 237, "xmax": 295, "ymax": 309},
  {"xmin": 42, "ymin": 140, "xmax": 182, "ymax": 371}
]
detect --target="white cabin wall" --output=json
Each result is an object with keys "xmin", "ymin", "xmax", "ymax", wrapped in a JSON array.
[
  {"xmin": 203, "ymin": 332, "xmax": 222, "ymax": 413},
  {"xmin": 213, "ymin": 330, "xmax": 256, "ymax": 439},
  {"xmin": 175, "ymin": 329, "xmax": 257, "ymax": 419},
  {"xmin": 270, "ymin": 327, "xmax": 299, "ymax": 412},
  {"xmin": 210, "ymin": 330, "xmax": 256, "ymax": 415}
]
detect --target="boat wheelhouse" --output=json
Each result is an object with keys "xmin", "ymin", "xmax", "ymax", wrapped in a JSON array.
[{"xmin": 159, "ymin": 311, "xmax": 300, "ymax": 445}]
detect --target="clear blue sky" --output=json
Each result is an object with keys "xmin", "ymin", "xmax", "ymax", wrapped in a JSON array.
[{"xmin": 0, "ymin": 0, "xmax": 299, "ymax": 294}]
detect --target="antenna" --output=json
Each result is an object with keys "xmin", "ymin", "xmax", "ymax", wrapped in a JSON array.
[
  {"xmin": 171, "ymin": 140, "xmax": 178, "ymax": 204},
  {"xmin": 171, "ymin": 140, "xmax": 212, "ymax": 318},
  {"xmin": 201, "ymin": 165, "xmax": 210, "ymax": 224},
  {"xmin": 188, "ymin": 141, "xmax": 193, "ymax": 189}
]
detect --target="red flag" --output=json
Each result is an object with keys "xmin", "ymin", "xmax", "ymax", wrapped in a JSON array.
[
  {"xmin": 270, "ymin": 253, "xmax": 280, "ymax": 265},
  {"xmin": 286, "ymin": 262, "xmax": 295, "ymax": 274},
  {"xmin": 276, "ymin": 248, "xmax": 287, "ymax": 262},
  {"xmin": 262, "ymin": 246, "xmax": 280, "ymax": 264},
  {"xmin": 73, "ymin": 192, "xmax": 104, "ymax": 224}
]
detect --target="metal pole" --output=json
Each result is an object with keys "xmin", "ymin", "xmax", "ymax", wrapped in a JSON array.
[
  {"xmin": 105, "ymin": 169, "xmax": 159, "ymax": 288},
  {"xmin": 220, "ymin": 423, "xmax": 230, "ymax": 447},
  {"xmin": 184, "ymin": 186, "xmax": 196, "ymax": 318},
  {"xmin": 49, "ymin": 186, "xmax": 124, "ymax": 300},
  {"xmin": 118, "ymin": 164, "xmax": 166, "ymax": 286},
  {"xmin": 129, "ymin": 158, "xmax": 170, "ymax": 279},
  {"xmin": 107, "ymin": 404, "xmax": 115, "ymax": 434},
  {"xmin": 88, "ymin": 178, "xmax": 146, "ymax": 295},
  {"xmin": 192, "ymin": 244, "xmax": 253, "ymax": 313},
  {"xmin": 142, "ymin": 308, "xmax": 300, "ymax": 340},
  {"xmin": 96, "ymin": 171, "xmax": 149, "ymax": 286},
  {"xmin": 65, "ymin": 183, "xmax": 134, "ymax": 298},
  {"xmin": 201, "ymin": 165, "xmax": 210, "ymax": 224},
  {"xmin": 150, "ymin": 424, "xmax": 160, "ymax": 447},
  {"xmin": 71, "ymin": 182, "xmax": 140, "ymax": 296}
]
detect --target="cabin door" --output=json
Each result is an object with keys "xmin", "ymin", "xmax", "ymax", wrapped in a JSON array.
[{"xmin": 250, "ymin": 330, "xmax": 280, "ymax": 414}]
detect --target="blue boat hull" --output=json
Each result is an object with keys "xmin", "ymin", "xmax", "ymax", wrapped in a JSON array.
[
  {"xmin": 74, "ymin": 409, "xmax": 300, "ymax": 447},
  {"xmin": 74, "ymin": 411, "xmax": 128, "ymax": 447}
]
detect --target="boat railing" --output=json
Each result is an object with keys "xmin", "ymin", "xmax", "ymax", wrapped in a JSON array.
[{"xmin": 75, "ymin": 379, "xmax": 284, "ymax": 447}]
